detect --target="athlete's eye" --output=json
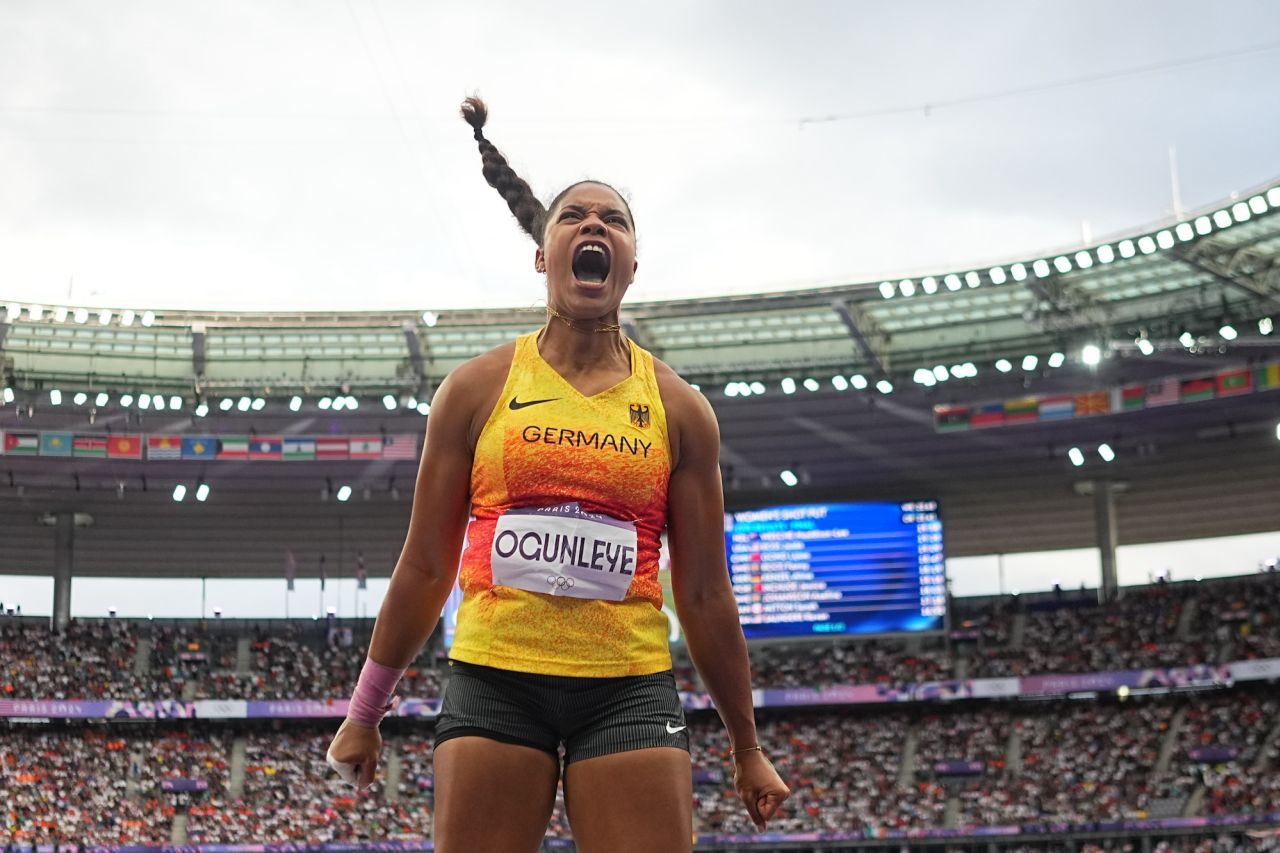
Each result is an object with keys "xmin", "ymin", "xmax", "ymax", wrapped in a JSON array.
[
  {"xmin": 607, "ymin": 216, "xmax": 629, "ymax": 228},
  {"xmin": 559, "ymin": 210, "xmax": 582, "ymax": 221}
]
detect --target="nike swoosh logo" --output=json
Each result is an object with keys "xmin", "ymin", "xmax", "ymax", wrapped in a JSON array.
[
  {"xmin": 509, "ymin": 396, "xmax": 560, "ymax": 411},
  {"xmin": 665, "ymin": 721, "xmax": 687, "ymax": 734}
]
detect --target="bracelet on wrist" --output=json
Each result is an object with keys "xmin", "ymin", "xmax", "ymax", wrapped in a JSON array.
[{"xmin": 730, "ymin": 745, "xmax": 763, "ymax": 760}]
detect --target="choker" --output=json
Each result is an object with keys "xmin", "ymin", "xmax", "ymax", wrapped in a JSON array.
[{"xmin": 546, "ymin": 304, "xmax": 621, "ymax": 334}]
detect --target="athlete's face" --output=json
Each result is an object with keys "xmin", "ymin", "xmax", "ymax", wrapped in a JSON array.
[{"xmin": 535, "ymin": 183, "xmax": 637, "ymax": 316}]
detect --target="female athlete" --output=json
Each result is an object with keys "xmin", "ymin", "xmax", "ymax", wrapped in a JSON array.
[{"xmin": 326, "ymin": 96, "xmax": 789, "ymax": 852}]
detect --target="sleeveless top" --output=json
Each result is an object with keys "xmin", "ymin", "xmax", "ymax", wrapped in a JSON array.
[{"xmin": 448, "ymin": 331, "xmax": 674, "ymax": 677}]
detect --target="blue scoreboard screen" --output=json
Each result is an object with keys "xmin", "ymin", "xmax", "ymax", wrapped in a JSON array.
[{"xmin": 725, "ymin": 500, "xmax": 945, "ymax": 640}]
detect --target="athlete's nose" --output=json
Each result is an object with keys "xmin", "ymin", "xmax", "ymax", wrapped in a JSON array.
[{"xmin": 578, "ymin": 218, "xmax": 606, "ymax": 237}]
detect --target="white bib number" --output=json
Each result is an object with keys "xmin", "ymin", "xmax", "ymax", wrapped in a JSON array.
[{"xmin": 491, "ymin": 503, "xmax": 638, "ymax": 602}]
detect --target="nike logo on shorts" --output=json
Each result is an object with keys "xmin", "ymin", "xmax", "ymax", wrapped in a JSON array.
[
  {"xmin": 509, "ymin": 396, "xmax": 560, "ymax": 410},
  {"xmin": 665, "ymin": 721, "xmax": 687, "ymax": 734}
]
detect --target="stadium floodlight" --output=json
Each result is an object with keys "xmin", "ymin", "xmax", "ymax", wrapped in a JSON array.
[
  {"xmin": 172, "ymin": 484, "xmax": 187, "ymax": 502},
  {"xmin": 404, "ymin": 396, "xmax": 418, "ymax": 409},
  {"xmin": 831, "ymin": 375, "xmax": 849, "ymax": 391},
  {"xmin": 875, "ymin": 379, "xmax": 893, "ymax": 394},
  {"xmin": 120, "ymin": 393, "xmax": 135, "ymax": 407},
  {"xmin": 98, "ymin": 309, "xmax": 112, "ymax": 325},
  {"xmin": 121, "ymin": 309, "xmax": 135, "ymax": 327},
  {"xmin": 1232, "ymin": 202, "xmax": 1251, "ymax": 222},
  {"xmin": 803, "ymin": 378, "xmax": 820, "ymax": 392},
  {"xmin": 1010, "ymin": 263, "xmax": 1028, "ymax": 281},
  {"xmin": 749, "ymin": 381, "xmax": 765, "ymax": 396},
  {"xmin": 332, "ymin": 395, "xmax": 346, "ymax": 411},
  {"xmin": 2, "ymin": 387, "xmax": 14, "ymax": 403},
  {"xmin": 318, "ymin": 396, "xmax": 332, "ymax": 410},
  {"xmin": 289, "ymin": 395, "xmax": 302, "ymax": 411},
  {"xmin": 989, "ymin": 266, "xmax": 1007, "ymax": 284},
  {"xmin": 960, "ymin": 362, "xmax": 977, "ymax": 378},
  {"xmin": 53, "ymin": 306, "xmax": 68, "ymax": 323},
  {"xmin": 336, "ymin": 485, "xmax": 353, "ymax": 502},
  {"xmin": 1213, "ymin": 209, "xmax": 1232, "ymax": 229},
  {"xmin": 6, "ymin": 302, "xmax": 22, "ymax": 321},
  {"xmin": 1137, "ymin": 337, "xmax": 1155, "ymax": 356},
  {"xmin": 1155, "ymin": 230, "xmax": 1175, "ymax": 250},
  {"xmin": 416, "ymin": 402, "xmax": 431, "ymax": 415},
  {"xmin": 1219, "ymin": 324, "xmax": 1237, "ymax": 341},
  {"xmin": 1081, "ymin": 344, "xmax": 1102, "ymax": 366},
  {"xmin": 913, "ymin": 368, "xmax": 934, "ymax": 386},
  {"xmin": 74, "ymin": 307, "xmax": 90, "ymax": 324},
  {"xmin": 948, "ymin": 364, "xmax": 966, "ymax": 379},
  {"xmin": 236, "ymin": 396, "xmax": 251, "ymax": 412},
  {"xmin": 1098, "ymin": 443, "xmax": 1116, "ymax": 463},
  {"xmin": 28, "ymin": 305, "xmax": 44, "ymax": 321},
  {"xmin": 723, "ymin": 382, "xmax": 739, "ymax": 398},
  {"xmin": 152, "ymin": 394, "xmax": 165, "ymax": 411},
  {"xmin": 965, "ymin": 271, "xmax": 981, "ymax": 288},
  {"xmin": 383, "ymin": 394, "xmax": 397, "ymax": 410},
  {"xmin": 1095, "ymin": 245, "xmax": 1115, "ymax": 265},
  {"xmin": 1137, "ymin": 236, "xmax": 1157, "ymax": 254},
  {"xmin": 878, "ymin": 281, "xmax": 895, "ymax": 299},
  {"xmin": 1032, "ymin": 259, "xmax": 1051, "ymax": 278},
  {"xmin": 169, "ymin": 395, "xmax": 182, "ymax": 410},
  {"xmin": 1260, "ymin": 318, "xmax": 1274, "ymax": 336},
  {"xmin": 422, "ymin": 311, "xmax": 439, "ymax": 327},
  {"xmin": 251, "ymin": 397, "xmax": 265, "ymax": 411},
  {"xmin": 1068, "ymin": 447, "xmax": 1085, "ymax": 467},
  {"xmin": 73, "ymin": 392, "xmax": 88, "ymax": 406},
  {"xmin": 1073, "ymin": 251, "xmax": 1092, "ymax": 270},
  {"xmin": 1194, "ymin": 215, "xmax": 1212, "ymax": 236},
  {"xmin": 218, "ymin": 397, "xmax": 233, "ymax": 411},
  {"xmin": 1022, "ymin": 354, "xmax": 1038, "ymax": 371},
  {"xmin": 1118, "ymin": 240, "xmax": 1136, "ymax": 259},
  {"xmin": 898, "ymin": 279, "xmax": 915, "ymax": 297},
  {"xmin": 780, "ymin": 377, "xmax": 797, "ymax": 395},
  {"xmin": 1047, "ymin": 352, "xmax": 1066, "ymax": 368},
  {"xmin": 932, "ymin": 365, "xmax": 948, "ymax": 381},
  {"xmin": 921, "ymin": 276, "xmax": 938, "ymax": 294},
  {"xmin": 96, "ymin": 392, "xmax": 109, "ymax": 407},
  {"xmin": 141, "ymin": 310, "xmax": 156, "ymax": 327},
  {"xmin": 1276, "ymin": 422, "xmax": 1280, "ymax": 442},
  {"xmin": 995, "ymin": 358, "xmax": 1013, "ymax": 373},
  {"xmin": 49, "ymin": 389, "xmax": 63, "ymax": 405},
  {"xmin": 1053, "ymin": 256, "xmax": 1072, "ymax": 274},
  {"xmin": 196, "ymin": 482, "xmax": 210, "ymax": 502},
  {"xmin": 345, "ymin": 395, "xmax": 359, "ymax": 410},
  {"xmin": 195, "ymin": 403, "xmax": 209, "ymax": 418},
  {"xmin": 779, "ymin": 469, "xmax": 799, "ymax": 487},
  {"xmin": 944, "ymin": 274, "xmax": 962, "ymax": 291},
  {"xmin": 1267, "ymin": 187, "xmax": 1280, "ymax": 207},
  {"xmin": 850, "ymin": 374, "xmax": 868, "ymax": 390},
  {"xmin": 1174, "ymin": 222, "xmax": 1195, "ymax": 242},
  {"xmin": 1179, "ymin": 331, "xmax": 1195, "ymax": 348}
]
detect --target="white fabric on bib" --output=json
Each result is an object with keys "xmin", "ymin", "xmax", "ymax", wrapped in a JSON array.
[{"xmin": 491, "ymin": 503, "xmax": 638, "ymax": 602}]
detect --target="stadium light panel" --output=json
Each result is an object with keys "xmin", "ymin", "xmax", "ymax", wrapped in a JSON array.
[
  {"xmin": 850, "ymin": 374, "xmax": 868, "ymax": 390},
  {"xmin": 1194, "ymin": 216, "xmax": 1212, "ymax": 235},
  {"xmin": 920, "ymin": 276, "xmax": 938, "ymax": 294},
  {"xmin": 1249, "ymin": 195, "xmax": 1267, "ymax": 215},
  {"xmin": 1053, "ymin": 256, "xmax": 1072, "ymax": 273},
  {"xmin": 879, "ymin": 282, "xmax": 895, "ymax": 299},
  {"xmin": 1118, "ymin": 240, "xmax": 1136, "ymax": 259},
  {"xmin": 1179, "ymin": 331, "xmax": 1195, "ymax": 348},
  {"xmin": 416, "ymin": 402, "xmax": 431, "ymax": 415},
  {"xmin": 48, "ymin": 389, "xmax": 63, "ymax": 405},
  {"xmin": 195, "ymin": 403, "xmax": 209, "ymax": 417},
  {"xmin": 898, "ymin": 279, "xmax": 915, "ymax": 297},
  {"xmin": 1081, "ymin": 344, "xmax": 1102, "ymax": 365},
  {"xmin": 1010, "ymin": 263, "xmax": 1028, "ymax": 281},
  {"xmin": 1268, "ymin": 187, "xmax": 1280, "ymax": 207},
  {"xmin": 1068, "ymin": 447, "xmax": 1085, "ymax": 467},
  {"xmin": 1098, "ymin": 443, "xmax": 1116, "ymax": 463},
  {"xmin": 332, "ymin": 395, "xmax": 346, "ymax": 410},
  {"xmin": 780, "ymin": 377, "xmax": 797, "ymax": 395},
  {"xmin": 169, "ymin": 395, "xmax": 182, "ymax": 410},
  {"xmin": 218, "ymin": 397, "xmax": 233, "ymax": 411},
  {"xmin": 289, "ymin": 395, "xmax": 302, "ymax": 411},
  {"xmin": 948, "ymin": 364, "xmax": 966, "ymax": 379},
  {"xmin": 1174, "ymin": 223, "xmax": 1194, "ymax": 242},
  {"xmin": 1022, "ymin": 354, "xmax": 1038, "ymax": 371},
  {"xmin": 95, "ymin": 392, "xmax": 109, "ymax": 407},
  {"xmin": 141, "ymin": 311, "xmax": 156, "ymax": 327},
  {"xmin": 1260, "ymin": 318, "xmax": 1274, "ymax": 336},
  {"xmin": 6, "ymin": 302, "xmax": 22, "ymax": 320},
  {"xmin": 1047, "ymin": 352, "xmax": 1065, "ymax": 368},
  {"xmin": 1073, "ymin": 252, "xmax": 1092, "ymax": 270},
  {"xmin": 779, "ymin": 470, "xmax": 799, "ymax": 487},
  {"xmin": 72, "ymin": 392, "xmax": 88, "ymax": 405},
  {"xmin": 1213, "ymin": 210, "xmax": 1232, "ymax": 228},
  {"xmin": 1032, "ymin": 260, "xmax": 1050, "ymax": 278},
  {"xmin": 152, "ymin": 394, "xmax": 165, "ymax": 411},
  {"xmin": 961, "ymin": 362, "xmax": 977, "ymax": 378},
  {"xmin": 1276, "ymin": 422, "xmax": 1280, "ymax": 442},
  {"xmin": 28, "ymin": 305, "xmax": 44, "ymax": 321},
  {"xmin": 318, "ymin": 397, "xmax": 332, "ymax": 410},
  {"xmin": 336, "ymin": 485, "xmax": 353, "ymax": 502},
  {"xmin": 248, "ymin": 396, "xmax": 264, "ymax": 411},
  {"xmin": 422, "ymin": 311, "xmax": 439, "ymax": 327},
  {"xmin": 1155, "ymin": 230, "xmax": 1174, "ymax": 249},
  {"xmin": 913, "ymin": 368, "xmax": 933, "ymax": 385},
  {"xmin": 172, "ymin": 484, "xmax": 187, "ymax": 502},
  {"xmin": 120, "ymin": 394, "xmax": 135, "ymax": 407},
  {"xmin": 1219, "ymin": 324, "xmax": 1237, "ymax": 341},
  {"xmin": 1137, "ymin": 338, "xmax": 1155, "ymax": 356},
  {"xmin": 989, "ymin": 266, "xmax": 1007, "ymax": 284},
  {"xmin": 995, "ymin": 358, "xmax": 1012, "ymax": 373},
  {"xmin": 196, "ymin": 483, "xmax": 210, "ymax": 502},
  {"xmin": 98, "ymin": 309, "xmax": 112, "ymax": 325},
  {"xmin": 236, "ymin": 396, "xmax": 251, "ymax": 412},
  {"xmin": 944, "ymin": 274, "xmax": 962, "ymax": 291},
  {"xmin": 875, "ymin": 379, "xmax": 893, "ymax": 394},
  {"xmin": 121, "ymin": 309, "xmax": 135, "ymax": 327},
  {"xmin": 53, "ymin": 306, "xmax": 68, "ymax": 323},
  {"xmin": 346, "ymin": 396, "xmax": 360, "ymax": 410},
  {"xmin": 2, "ymin": 387, "xmax": 14, "ymax": 403},
  {"xmin": 749, "ymin": 381, "xmax": 765, "ymax": 396},
  {"xmin": 723, "ymin": 383, "xmax": 739, "ymax": 397},
  {"xmin": 803, "ymin": 378, "xmax": 820, "ymax": 392},
  {"xmin": 932, "ymin": 365, "xmax": 948, "ymax": 381},
  {"xmin": 1137, "ymin": 236, "xmax": 1157, "ymax": 254},
  {"xmin": 965, "ymin": 271, "xmax": 981, "ymax": 288},
  {"xmin": 382, "ymin": 394, "xmax": 397, "ymax": 410},
  {"xmin": 830, "ymin": 375, "xmax": 849, "ymax": 391},
  {"xmin": 1232, "ymin": 202, "xmax": 1251, "ymax": 222},
  {"xmin": 74, "ymin": 307, "xmax": 89, "ymax": 324}
]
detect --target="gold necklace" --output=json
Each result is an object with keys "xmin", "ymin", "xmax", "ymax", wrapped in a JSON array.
[{"xmin": 546, "ymin": 304, "xmax": 621, "ymax": 334}]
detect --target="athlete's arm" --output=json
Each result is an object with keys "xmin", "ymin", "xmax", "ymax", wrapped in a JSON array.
[{"xmin": 661, "ymin": 371, "xmax": 790, "ymax": 830}]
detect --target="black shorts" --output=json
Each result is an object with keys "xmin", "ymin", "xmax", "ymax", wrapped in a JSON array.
[{"xmin": 433, "ymin": 660, "xmax": 690, "ymax": 766}]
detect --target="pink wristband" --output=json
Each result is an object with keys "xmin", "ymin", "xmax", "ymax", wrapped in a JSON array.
[{"xmin": 348, "ymin": 658, "xmax": 406, "ymax": 727}]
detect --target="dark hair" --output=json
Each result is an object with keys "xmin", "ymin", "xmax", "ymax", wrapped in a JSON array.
[{"xmin": 460, "ymin": 96, "xmax": 633, "ymax": 248}]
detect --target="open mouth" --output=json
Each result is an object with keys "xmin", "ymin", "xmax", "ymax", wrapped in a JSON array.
[{"xmin": 571, "ymin": 241, "xmax": 611, "ymax": 286}]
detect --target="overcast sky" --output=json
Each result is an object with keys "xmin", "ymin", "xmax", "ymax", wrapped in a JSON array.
[{"xmin": 2, "ymin": 1, "xmax": 1279, "ymax": 313}]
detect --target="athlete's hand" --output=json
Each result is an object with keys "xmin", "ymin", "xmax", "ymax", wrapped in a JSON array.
[
  {"xmin": 733, "ymin": 750, "xmax": 790, "ymax": 832},
  {"xmin": 326, "ymin": 716, "xmax": 383, "ymax": 790}
]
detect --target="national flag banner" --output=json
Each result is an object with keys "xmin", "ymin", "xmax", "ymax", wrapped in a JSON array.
[
  {"xmin": 284, "ymin": 549, "xmax": 297, "ymax": 592},
  {"xmin": 933, "ymin": 405, "xmax": 969, "ymax": 433},
  {"xmin": 1119, "ymin": 384, "xmax": 1145, "ymax": 410},
  {"xmin": 316, "ymin": 437, "xmax": 349, "ymax": 460},
  {"xmin": 1215, "ymin": 369, "xmax": 1252, "ymax": 397},
  {"xmin": 107, "ymin": 434, "xmax": 143, "ymax": 459},
  {"xmin": 381, "ymin": 434, "xmax": 419, "ymax": 459},
  {"xmin": 1003, "ymin": 397, "xmax": 1039, "ymax": 424},
  {"xmin": 217, "ymin": 436, "xmax": 250, "ymax": 460},
  {"xmin": 1144, "ymin": 379, "xmax": 1180, "ymax": 407},
  {"xmin": 39, "ymin": 432, "xmax": 73, "ymax": 457},
  {"xmin": 147, "ymin": 435, "xmax": 183, "ymax": 460},
  {"xmin": 73, "ymin": 435, "xmax": 109, "ymax": 458},
  {"xmin": 182, "ymin": 436, "xmax": 218, "ymax": 460},
  {"xmin": 3, "ymin": 431, "xmax": 40, "ymax": 456},
  {"xmin": 1257, "ymin": 362, "xmax": 1280, "ymax": 391},
  {"xmin": 348, "ymin": 436, "xmax": 382, "ymax": 459},
  {"xmin": 249, "ymin": 437, "xmax": 283, "ymax": 461},
  {"xmin": 1180, "ymin": 377, "xmax": 1216, "ymax": 403},
  {"xmin": 1073, "ymin": 391, "xmax": 1110, "ymax": 417},
  {"xmin": 283, "ymin": 436, "xmax": 316, "ymax": 461},
  {"xmin": 1038, "ymin": 395, "xmax": 1075, "ymax": 421},
  {"xmin": 969, "ymin": 402, "xmax": 1005, "ymax": 429}
]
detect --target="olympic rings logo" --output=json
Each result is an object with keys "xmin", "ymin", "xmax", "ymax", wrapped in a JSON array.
[{"xmin": 546, "ymin": 575, "xmax": 575, "ymax": 590}]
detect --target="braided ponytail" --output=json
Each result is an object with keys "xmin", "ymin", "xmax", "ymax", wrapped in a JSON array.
[{"xmin": 460, "ymin": 96, "xmax": 548, "ymax": 246}]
